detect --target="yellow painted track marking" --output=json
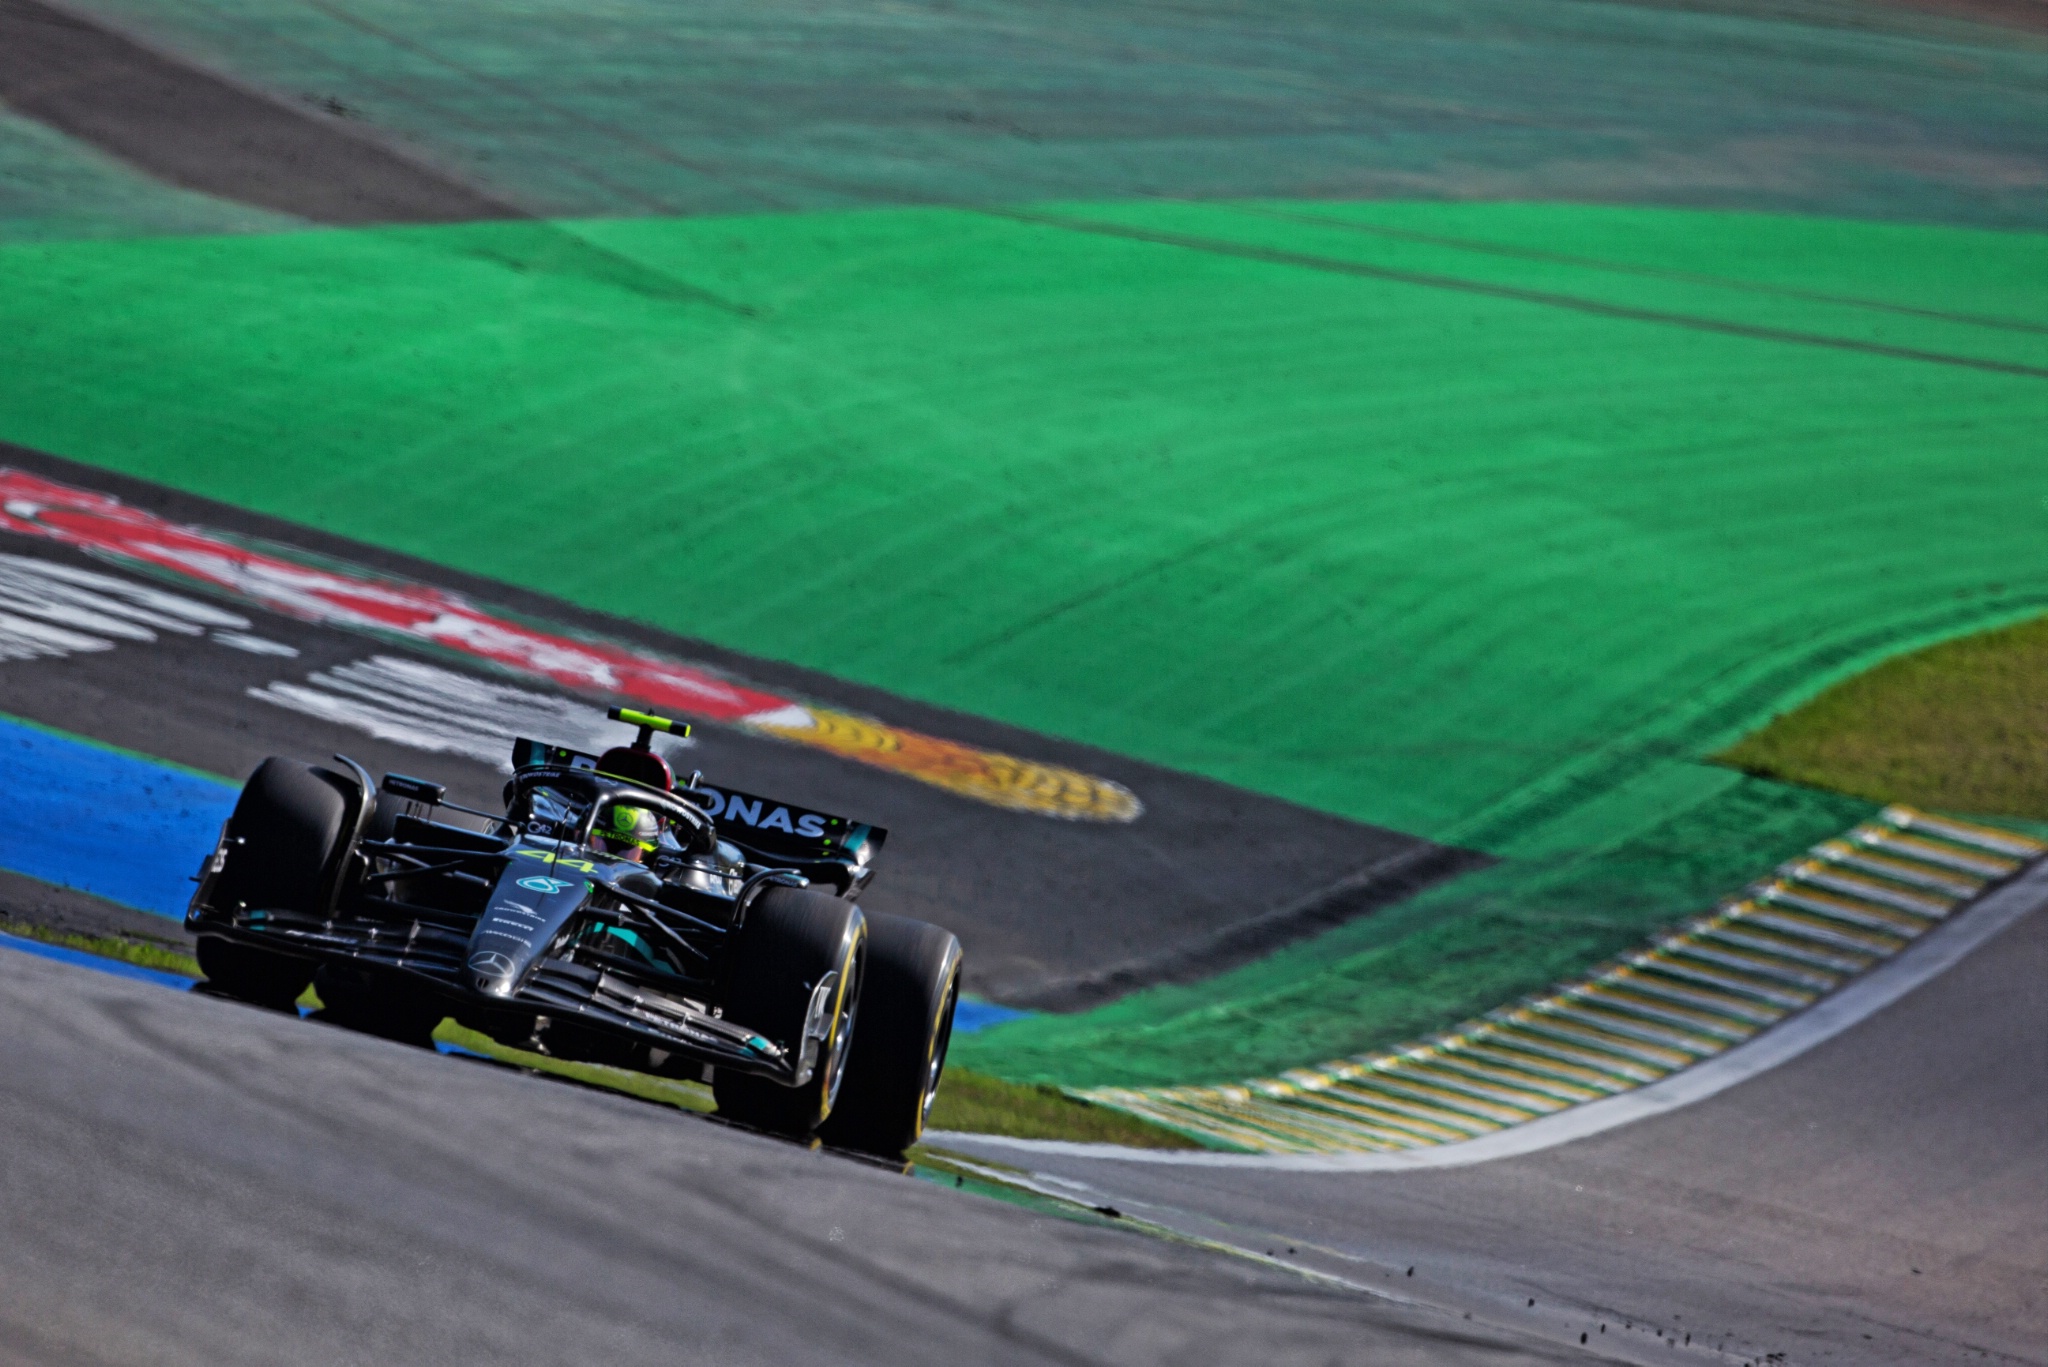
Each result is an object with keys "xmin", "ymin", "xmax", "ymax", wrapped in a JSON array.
[
  {"xmin": 1883, "ymin": 805, "xmax": 2045, "ymax": 859},
  {"xmin": 1743, "ymin": 905, "xmax": 1906, "ymax": 955},
  {"xmin": 1810, "ymin": 840, "xmax": 1982, "ymax": 896},
  {"xmin": 1477, "ymin": 1026, "xmax": 1669, "ymax": 1083},
  {"xmin": 1545, "ymin": 988, "xmax": 1736, "ymax": 1044},
  {"xmin": 1626, "ymin": 949, "xmax": 1816, "ymax": 1008},
  {"xmin": 1757, "ymin": 884, "xmax": 1936, "ymax": 936},
  {"xmin": 1602, "ymin": 965, "xmax": 1789, "ymax": 1023},
  {"xmin": 1854, "ymin": 827, "xmax": 2017, "ymax": 878},
  {"xmin": 1454, "ymin": 1041, "xmax": 1639, "ymax": 1094},
  {"xmin": 1781, "ymin": 862, "xmax": 1956, "ymax": 916},
  {"xmin": 1311, "ymin": 1082, "xmax": 1506, "ymax": 1135},
  {"xmin": 1650, "ymin": 936, "xmax": 1836, "ymax": 990},
  {"xmin": 1498, "ymin": 1007, "xmax": 1703, "ymax": 1065},
  {"xmin": 1693, "ymin": 919, "xmax": 1874, "ymax": 974},
  {"xmin": 1419, "ymin": 1053, "xmax": 1603, "ymax": 1105}
]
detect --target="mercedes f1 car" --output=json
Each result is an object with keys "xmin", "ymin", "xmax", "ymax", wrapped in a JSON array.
[{"xmin": 187, "ymin": 707, "xmax": 963, "ymax": 1158}]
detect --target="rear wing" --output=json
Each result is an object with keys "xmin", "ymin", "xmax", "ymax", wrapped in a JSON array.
[
  {"xmin": 512, "ymin": 736, "xmax": 882, "ymax": 873},
  {"xmin": 690, "ymin": 783, "xmax": 887, "ymax": 867}
]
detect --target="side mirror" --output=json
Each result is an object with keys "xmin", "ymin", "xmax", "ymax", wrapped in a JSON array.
[{"xmin": 381, "ymin": 773, "xmax": 446, "ymax": 805}]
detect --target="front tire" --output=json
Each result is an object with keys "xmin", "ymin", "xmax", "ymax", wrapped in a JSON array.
[
  {"xmin": 819, "ymin": 916, "xmax": 962, "ymax": 1159},
  {"xmin": 196, "ymin": 935, "xmax": 312, "ymax": 1010},
  {"xmin": 197, "ymin": 758, "xmax": 349, "ymax": 1008},
  {"xmin": 313, "ymin": 963, "xmax": 446, "ymax": 1049},
  {"xmin": 713, "ymin": 885, "xmax": 866, "ymax": 1138},
  {"xmin": 212, "ymin": 757, "xmax": 351, "ymax": 916}
]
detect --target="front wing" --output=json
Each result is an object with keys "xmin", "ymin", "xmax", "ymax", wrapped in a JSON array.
[{"xmin": 192, "ymin": 907, "xmax": 798, "ymax": 1083}]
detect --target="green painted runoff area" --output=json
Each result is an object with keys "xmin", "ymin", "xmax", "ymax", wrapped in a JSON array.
[
  {"xmin": 47, "ymin": 0, "xmax": 2048, "ymax": 228},
  {"xmin": 969, "ymin": 774, "xmax": 1876, "ymax": 1086},
  {"xmin": 0, "ymin": 199, "xmax": 2042, "ymax": 1082}
]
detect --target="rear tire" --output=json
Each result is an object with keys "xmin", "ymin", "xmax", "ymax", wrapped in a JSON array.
[
  {"xmin": 819, "ymin": 916, "xmax": 962, "ymax": 1159},
  {"xmin": 713, "ymin": 885, "xmax": 866, "ymax": 1138}
]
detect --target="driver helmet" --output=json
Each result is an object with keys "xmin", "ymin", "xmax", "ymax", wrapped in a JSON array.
[{"xmin": 592, "ymin": 801, "xmax": 663, "ymax": 862}]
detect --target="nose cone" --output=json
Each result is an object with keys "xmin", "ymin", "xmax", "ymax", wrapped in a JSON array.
[
  {"xmin": 467, "ymin": 949, "xmax": 519, "ymax": 996},
  {"xmin": 469, "ymin": 852, "xmax": 592, "ymax": 996}
]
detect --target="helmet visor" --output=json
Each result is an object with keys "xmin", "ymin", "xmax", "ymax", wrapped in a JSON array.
[{"xmin": 595, "ymin": 802, "xmax": 662, "ymax": 855}]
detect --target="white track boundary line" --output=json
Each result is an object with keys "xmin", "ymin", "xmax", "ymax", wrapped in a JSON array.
[{"xmin": 930, "ymin": 858, "xmax": 2048, "ymax": 1172}]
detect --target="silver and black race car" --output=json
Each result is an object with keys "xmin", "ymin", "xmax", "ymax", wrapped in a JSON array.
[{"xmin": 187, "ymin": 706, "xmax": 962, "ymax": 1158}]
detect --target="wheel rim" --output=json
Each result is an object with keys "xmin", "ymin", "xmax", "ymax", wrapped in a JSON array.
[
  {"xmin": 822, "ymin": 939, "xmax": 864, "ymax": 1111},
  {"xmin": 919, "ymin": 969, "xmax": 961, "ymax": 1129}
]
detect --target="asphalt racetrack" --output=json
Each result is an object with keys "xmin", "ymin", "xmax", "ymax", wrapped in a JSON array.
[
  {"xmin": 0, "ymin": 948, "xmax": 1584, "ymax": 1367},
  {"xmin": 0, "ymin": 859, "xmax": 2041, "ymax": 1365},
  {"xmin": 939, "ymin": 879, "xmax": 2048, "ymax": 1366},
  {"xmin": 0, "ymin": 0, "xmax": 516, "ymax": 224}
]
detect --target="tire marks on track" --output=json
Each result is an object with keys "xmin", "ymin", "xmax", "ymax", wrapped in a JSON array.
[
  {"xmin": 987, "ymin": 207, "xmax": 2048, "ymax": 381},
  {"xmin": 0, "ymin": 0, "xmax": 519, "ymax": 223}
]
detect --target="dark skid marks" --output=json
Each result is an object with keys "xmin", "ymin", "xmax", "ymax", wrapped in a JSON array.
[
  {"xmin": 0, "ymin": 0, "xmax": 517, "ymax": 223},
  {"xmin": 0, "ymin": 442, "xmax": 1482, "ymax": 1004}
]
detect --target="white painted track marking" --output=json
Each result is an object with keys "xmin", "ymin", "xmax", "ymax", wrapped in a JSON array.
[
  {"xmin": 252, "ymin": 654, "xmax": 694, "ymax": 771},
  {"xmin": 0, "ymin": 553, "xmax": 249, "ymax": 660}
]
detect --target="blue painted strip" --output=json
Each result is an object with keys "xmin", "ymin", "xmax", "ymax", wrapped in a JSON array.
[
  {"xmin": 954, "ymin": 998, "xmax": 1033, "ymax": 1034},
  {"xmin": 0, "ymin": 716, "xmax": 237, "ymax": 919},
  {"xmin": 0, "ymin": 929, "xmax": 196, "ymax": 989}
]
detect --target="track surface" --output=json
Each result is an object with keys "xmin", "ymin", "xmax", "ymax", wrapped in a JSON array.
[
  {"xmin": 0, "ymin": 948, "xmax": 1579, "ymax": 1367},
  {"xmin": 1, "ymin": 873, "xmax": 2040, "ymax": 1365},
  {"xmin": 937, "ymin": 892, "xmax": 2048, "ymax": 1365}
]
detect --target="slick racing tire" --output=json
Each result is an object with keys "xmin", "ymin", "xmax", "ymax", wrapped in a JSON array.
[
  {"xmin": 313, "ymin": 963, "xmax": 446, "ymax": 1049},
  {"xmin": 714, "ymin": 885, "xmax": 866, "ymax": 1139},
  {"xmin": 195, "ymin": 758, "xmax": 350, "ymax": 1009},
  {"xmin": 819, "ymin": 915, "xmax": 962, "ymax": 1160},
  {"xmin": 195, "ymin": 935, "xmax": 313, "ymax": 1011},
  {"xmin": 215, "ymin": 757, "xmax": 352, "ymax": 916}
]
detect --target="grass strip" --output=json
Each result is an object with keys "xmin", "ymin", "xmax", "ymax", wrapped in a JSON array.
[
  {"xmin": 0, "ymin": 919, "xmax": 200, "ymax": 977},
  {"xmin": 1721, "ymin": 612, "xmax": 2048, "ymax": 822},
  {"xmin": 432, "ymin": 1021, "xmax": 719, "ymax": 1113},
  {"xmin": 925, "ymin": 1068, "xmax": 1198, "ymax": 1148},
  {"xmin": 429, "ymin": 1030, "xmax": 1198, "ymax": 1148}
]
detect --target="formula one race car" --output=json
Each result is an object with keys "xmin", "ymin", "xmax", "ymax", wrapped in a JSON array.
[{"xmin": 187, "ymin": 707, "xmax": 962, "ymax": 1158}]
